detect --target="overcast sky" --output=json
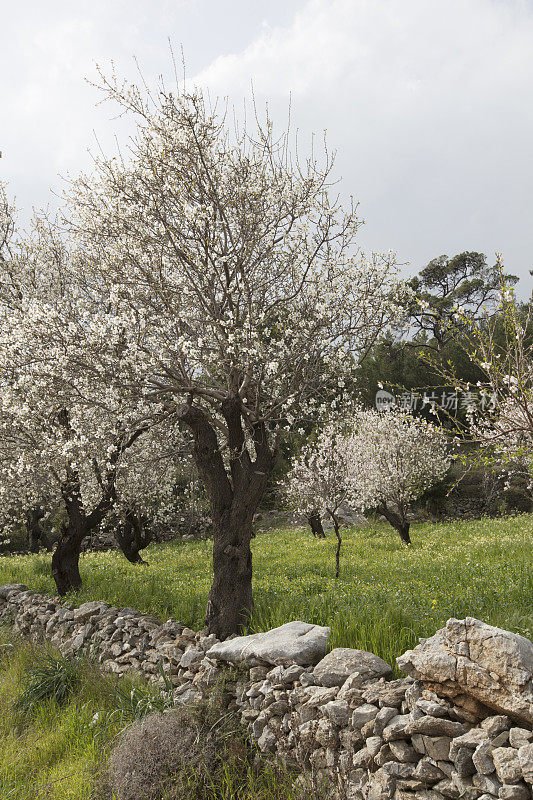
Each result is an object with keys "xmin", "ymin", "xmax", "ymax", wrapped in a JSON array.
[{"xmin": 1, "ymin": 0, "xmax": 533, "ymax": 292}]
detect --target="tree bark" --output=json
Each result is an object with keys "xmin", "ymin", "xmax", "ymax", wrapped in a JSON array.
[
  {"xmin": 328, "ymin": 509, "xmax": 342, "ymax": 579},
  {"xmin": 307, "ymin": 509, "xmax": 326, "ymax": 538},
  {"xmin": 51, "ymin": 519, "xmax": 87, "ymax": 594},
  {"xmin": 26, "ymin": 506, "xmax": 48, "ymax": 553},
  {"xmin": 115, "ymin": 508, "xmax": 152, "ymax": 564},
  {"xmin": 179, "ymin": 400, "xmax": 277, "ymax": 639},
  {"xmin": 377, "ymin": 502, "xmax": 412, "ymax": 545}
]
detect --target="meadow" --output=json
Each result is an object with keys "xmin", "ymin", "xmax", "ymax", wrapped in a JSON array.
[{"xmin": 0, "ymin": 515, "xmax": 532, "ymax": 671}]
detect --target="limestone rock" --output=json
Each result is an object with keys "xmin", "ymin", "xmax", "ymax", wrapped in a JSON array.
[
  {"xmin": 206, "ymin": 621, "xmax": 330, "ymax": 666},
  {"xmin": 492, "ymin": 747, "xmax": 522, "ymax": 785},
  {"xmin": 516, "ymin": 744, "xmax": 533, "ymax": 785},
  {"xmin": 397, "ymin": 618, "xmax": 533, "ymax": 725},
  {"xmin": 313, "ymin": 647, "xmax": 392, "ymax": 688}
]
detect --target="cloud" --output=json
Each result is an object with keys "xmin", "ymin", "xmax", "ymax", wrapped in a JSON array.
[
  {"xmin": 1, "ymin": 0, "xmax": 532, "ymax": 288},
  {"xmin": 194, "ymin": 0, "xmax": 533, "ymax": 286}
]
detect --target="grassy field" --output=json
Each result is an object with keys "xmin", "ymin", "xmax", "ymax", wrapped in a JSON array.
[{"xmin": 0, "ymin": 515, "xmax": 532, "ymax": 670}]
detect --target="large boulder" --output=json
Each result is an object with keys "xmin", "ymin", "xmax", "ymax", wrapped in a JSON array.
[
  {"xmin": 397, "ymin": 617, "xmax": 533, "ymax": 724},
  {"xmin": 206, "ymin": 621, "xmax": 330, "ymax": 666},
  {"xmin": 313, "ymin": 647, "xmax": 392, "ymax": 687}
]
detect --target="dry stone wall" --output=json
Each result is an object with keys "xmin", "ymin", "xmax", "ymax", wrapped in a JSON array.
[{"xmin": 1, "ymin": 583, "xmax": 532, "ymax": 800}]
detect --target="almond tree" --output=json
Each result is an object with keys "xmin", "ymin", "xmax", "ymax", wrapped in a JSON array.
[
  {"xmin": 345, "ymin": 407, "xmax": 451, "ymax": 543},
  {"xmin": 0, "ymin": 201, "xmax": 162, "ymax": 593},
  {"xmin": 61, "ymin": 73, "xmax": 404, "ymax": 636},
  {"xmin": 284, "ymin": 422, "xmax": 350, "ymax": 577}
]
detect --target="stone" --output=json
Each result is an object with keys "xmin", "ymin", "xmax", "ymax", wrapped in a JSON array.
[
  {"xmin": 312, "ymin": 647, "xmax": 392, "ymax": 688},
  {"xmin": 405, "ymin": 716, "xmax": 466, "ymax": 738},
  {"xmin": 389, "ymin": 739, "xmax": 420, "ymax": 762},
  {"xmin": 206, "ymin": 621, "xmax": 330, "ymax": 666},
  {"xmin": 516, "ymin": 744, "xmax": 533, "ymax": 784},
  {"xmin": 382, "ymin": 713, "xmax": 413, "ymax": 741},
  {"xmin": 337, "ymin": 672, "xmax": 366, "ymax": 702},
  {"xmin": 508, "ymin": 728, "xmax": 533, "ymax": 750},
  {"xmin": 416, "ymin": 699, "xmax": 451, "ymax": 717},
  {"xmin": 352, "ymin": 745, "xmax": 375, "ymax": 769},
  {"xmin": 454, "ymin": 747, "xmax": 477, "ymax": 777},
  {"xmin": 351, "ymin": 703, "xmax": 379, "ymax": 729},
  {"xmin": 397, "ymin": 618, "xmax": 533, "ymax": 725},
  {"xmin": 492, "ymin": 747, "xmax": 522, "ymax": 785},
  {"xmin": 413, "ymin": 757, "xmax": 447, "ymax": 784},
  {"xmin": 421, "ymin": 735, "xmax": 453, "ymax": 762},
  {"xmin": 433, "ymin": 778, "xmax": 460, "ymax": 799},
  {"xmin": 363, "ymin": 677, "xmax": 410, "ymax": 708},
  {"xmin": 498, "ymin": 785, "xmax": 531, "ymax": 800},
  {"xmin": 322, "ymin": 699, "xmax": 350, "ymax": 726},
  {"xmin": 73, "ymin": 601, "xmax": 105, "ymax": 623},
  {"xmin": 473, "ymin": 741, "xmax": 496, "ymax": 775},
  {"xmin": 450, "ymin": 728, "xmax": 490, "ymax": 759},
  {"xmin": 482, "ymin": 716, "xmax": 513, "ymax": 738},
  {"xmin": 374, "ymin": 706, "xmax": 398, "ymax": 736},
  {"xmin": 179, "ymin": 647, "xmax": 204, "ymax": 668},
  {"xmin": 472, "ymin": 772, "xmax": 502, "ymax": 795},
  {"xmin": 366, "ymin": 735, "xmax": 383, "ymax": 757},
  {"xmin": 257, "ymin": 726, "xmax": 276, "ymax": 752},
  {"xmin": 302, "ymin": 685, "xmax": 338, "ymax": 706}
]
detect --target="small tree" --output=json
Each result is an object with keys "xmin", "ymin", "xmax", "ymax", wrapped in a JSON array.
[
  {"xmin": 61, "ymin": 74, "xmax": 404, "ymax": 635},
  {"xmin": 345, "ymin": 407, "xmax": 451, "ymax": 543},
  {"xmin": 284, "ymin": 423, "xmax": 350, "ymax": 577}
]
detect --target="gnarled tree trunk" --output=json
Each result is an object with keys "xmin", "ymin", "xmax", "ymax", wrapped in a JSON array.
[
  {"xmin": 51, "ymin": 518, "xmax": 87, "ymax": 594},
  {"xmin": 307, "ymin": 509, "xmax": 326, "ymax": 538},
  {"xmin": 115, "ymin": 508, "xmax": 152, "ymax": 564},
  {"xmin": 26, "ymin": 506, "xmax": 48, "ymax": 553},
  {"xmin": 50, "ymin": 420, "xmax": 146, "ymax": 595},
  {"xmin": 179, "ymin": 399, "xmax": 277, "ymax": 639},
  {"xmin": 377, "ymin": 501, "xmax": 411, "ymax": 545}
]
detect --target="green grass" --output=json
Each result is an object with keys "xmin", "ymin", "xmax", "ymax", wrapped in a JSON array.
[
  {"xmin": 0, "ymin": 630, "xmax": 315, "ymax": 800},
  {"xmin": 0, "ymin": 627, "xmax": 175, "ymax": 799},
  {"xmin": 0, "ymin": 516, "xmax": 532, "ymax": 672}
]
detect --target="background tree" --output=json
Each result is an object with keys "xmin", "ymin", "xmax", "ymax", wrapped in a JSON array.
[
  {"xmin": 345, "ymin": 407, "xmax": 452, "ymax": 543},
  {"xmin": 64, "ymin": 74, "xmax": 404, "ymax": 637},
  {"xmin": 284, "ymin": 422, "xmax": 350, "ymax": 577},
  {"xmin": 430, "ymin": 263, "xmax": 533, "ymax": 459},
  {"xmin": 0, "ymin": 213, "xmax": 161, "ymax": 594},
  {"xmin": 406, "ymin": 251, "xmax": 518, "ymax": 351}
]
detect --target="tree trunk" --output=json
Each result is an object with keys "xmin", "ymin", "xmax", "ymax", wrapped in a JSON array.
[
  {"xmin": 329, "ymin": 510, "xmax": 342, "ymax": 579},
  {"xmin": 26, "ymin": 507, "xmax": 48, "ymax": 553},
  {"xmin": 179, "ymin": 400, "xmax": 277, "ymax": 639},
  {"xmin": 307, "ymin": 509, "xmax": 326, "ymax": 538},
  {"xmin": 51, "ymin": 520, "xmax": 87, "ymax": 595},
  {"xmin": 115, "ymin": 509, "xmax": 152, "ymax": 565},
  {"xmin": 206, "ymin": 506, "xmax": 254, "ymax": 639},
  {"xmin": 377, "ymin": 502, "xmax": 412, "ymax": 545}
]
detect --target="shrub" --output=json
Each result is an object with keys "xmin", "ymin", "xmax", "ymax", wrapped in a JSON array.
[{"xmin": 109, "ymin": 705, "xmax": 228, "ymax": 800}]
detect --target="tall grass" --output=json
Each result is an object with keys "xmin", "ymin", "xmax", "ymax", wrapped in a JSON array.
[{"xmin": 0, "ymin": 515, "xmax": 532, "ymax": 669}]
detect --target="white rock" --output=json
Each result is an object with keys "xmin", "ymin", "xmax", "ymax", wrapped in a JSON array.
[
  {"xmin": 206, "ymin": 621, "xmax": 330, "ymax": 666},
  {"xmin": 397, "ymin": 618, "xmax": 533, "ymax": 724}
]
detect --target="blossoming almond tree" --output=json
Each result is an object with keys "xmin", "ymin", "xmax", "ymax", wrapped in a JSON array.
[
  {"xmin": 345, "ymin": 407, "xmax": 452, "ymax": 543},
  {"xmin": 62, "ymin": 73, "xmax": 405, "ymax": 636},
  {"xmin": 0, "ymin": 203, "xmax": 167, "ymax": 593},
  {"xmin": 284, "ymin": 422, "xmax": 350, "ymax": 577}
]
